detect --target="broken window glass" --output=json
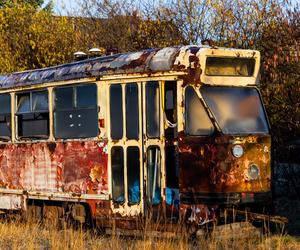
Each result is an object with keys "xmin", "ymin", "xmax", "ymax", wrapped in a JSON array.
[
  {"xmin": 110, "ymin": 84, "xmax": 123, "ymax": 140},
  {"xmin": 185, "ymin": 86, "xmax": 214, "ymax": 136},
  {"xmin": 16, "ymin": 90, "xmax": 49, "ymax": 139},
  {"xmin": 126, "ymin": 83, "xmax": 139, "ymax": 140},
  {"xmin": 146, "ymin": 82, "xmax": 160, "ymax": 138},
  {"xmin": 0, "ymin": 94, "xmax": 11, "ymax": 139},
  {"xmin": 111, "ymin": 146, "xmax": 125, "ymax": 203},
  {"xmin": 147, "ymin": 146, "xmax": 161, "ymax": 205},
  {"xmin": 54, "ymin": 84, "xmax": 98, "ymax": 139},
  {"xmin": 127, "ymin": 146, "xmax": 140, "ymax": 204}
]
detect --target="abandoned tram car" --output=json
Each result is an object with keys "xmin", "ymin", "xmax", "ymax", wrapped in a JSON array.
[{"xmin": 0, "ymin": 46, "xmax": 271, "ymax": 228}]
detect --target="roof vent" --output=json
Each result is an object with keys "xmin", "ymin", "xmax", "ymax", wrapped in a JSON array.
[
  {"xmin": 106, "ymin": 47, "xmax": 118, "ymax": 56},
  {"xmin": 74, "ymin": 51, "xmax": 88, "ymax": 61},
  {"xmin": 89, "ymin": 48, "xmax": 106, "ymax": 58}
]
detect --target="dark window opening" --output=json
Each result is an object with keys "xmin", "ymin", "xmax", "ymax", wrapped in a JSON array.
[
  {"xmin": 77, "ymin": 85, "xmax": 97, "ymax": 108},
  {"xmin": 54, "ymin": 84, "xmax": 98, "ymax": 139},
  {"xmin": 126, "ymin": 84, "xmax": 139, "ymax": 140},
  {"xmin": 0, "ymin": 94, "xmax": 11, "ymax": 140},
  {"xmin": 166, "ymin": 146, "xmax": 178, "ymax": 189},
  {"xmin": 165, "ymin": 146, "xmax": 179, "ymax": 207},
  {"xmin": 16, "ymin": 90, "xmax": 49, "ymax": 139},
  {"xmin": 185, "ymin": 86, "xmax": 214, "ymax": 136},
  {"xmin": 146, "ymin": 81, "xmax": 160, "ymax": 138},
  {"xmin": 110, "ymin": 84, "xmax": 123, "ymax": 140},
  {"xmin": 54, "ymin": 87, "xmax": 73, "ymax": 110},
  {"xmin": 111, "ymin": 146, "xmax": 124, "ymax": 203},
  {"xmin": 147, "ymin": 146, "xmax": 161, "ymax": 205},
  {"xmin": 164, "ymin": 81, "xmax": 177, "ymax": 138},
  {"xmin": 127, "ymin": 146, "xmax": 140, "ymax": 204}
]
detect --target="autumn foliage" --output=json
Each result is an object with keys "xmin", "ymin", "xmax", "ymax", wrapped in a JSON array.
[{"xmin": 0, "ymin": 0, "xmax": 299, "ymax": 159}]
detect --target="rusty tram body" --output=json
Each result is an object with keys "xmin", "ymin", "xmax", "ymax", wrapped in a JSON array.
[{"xmin": 0, "ymin": 46, "xmax": 271, "ymax": 230}]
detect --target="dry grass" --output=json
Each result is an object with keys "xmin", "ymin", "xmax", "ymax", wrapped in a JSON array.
[{"xmin": 0, "ymin": 220, "xmax": 298, "ymax": 250}]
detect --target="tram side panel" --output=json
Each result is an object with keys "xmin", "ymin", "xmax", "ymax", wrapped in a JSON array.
[{"xmin": 0, "ymin": 140, "xmax": 109, "ymax": 208}]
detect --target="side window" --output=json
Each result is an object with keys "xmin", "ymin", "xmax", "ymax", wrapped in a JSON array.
[
  {"xmin": 110, "ymin": 84, "xmax": 123, "ymax": 140},
  {"xmin": 185, "ymin": 86, "xmax": 214, "ymax": 136},
  {"xmin": 111, "ymin": 146, "xmax": 125, "ymax": 203},
  {"xmin": 54, "ymin": 84, "xmax": 98, "ymax": 139},
  {"xmin": 0, "ymin": 94, "xmax": 11, "ymax": 140},
  {"xmin": 16, "ymin": 90, "xmax": 49, "ymax": 139},
  {"xmin": 127, "ymin": 146, "xmax": 140, "ymax": 204},
  {"xmin": 146, "ymin": 81, "xmax": 160, "ymax": 138},
  {"xmin": 146, "ymin": 146, "xmax": 161, "ymax": 205},
  {"xmin": 125, "ymin": 83, "xmax": 139, "ymax": 140}
]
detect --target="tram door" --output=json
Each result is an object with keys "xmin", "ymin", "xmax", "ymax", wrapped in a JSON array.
[
  {"xmin": 108, "ymin": 81, "xmax": 165, "ymax": 217},
  {"xmin": 108, "ymin": 82, "xmax": 143, "ymax": 216},
  {"xmin": 142, "ymin": 81, "xmax": 165, "ymax": 216}
]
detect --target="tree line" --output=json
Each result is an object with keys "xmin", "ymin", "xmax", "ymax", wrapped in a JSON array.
[{"xmin": 0, "ymin": 0, "xmax": 299, "ymax": 158}]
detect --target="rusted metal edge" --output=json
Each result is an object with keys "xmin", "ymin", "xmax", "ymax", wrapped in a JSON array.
[{"xmin": 0, "ymin": 188, "xmax": 109, "ymax": 202}]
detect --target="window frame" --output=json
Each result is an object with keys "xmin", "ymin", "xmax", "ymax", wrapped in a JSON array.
[
  {"xmin": 109, "ymin": 84, "xmax": 123, "ymax": 140},
  {"xmin": 184, "ymin": 86, "xmax": 215, "ymax": 137},
  {"xmin": 127, "ymin": 146, "xmax": 141, "ymax": 204},
  {"xmin": 146, "ymin": 146, "xmax": 161, "ymax": 205},
  {"xmin": 125, "ymin": 83, "xmax": 139, "ymax": 140},
  {"xmin": 53, "ymin": 83, "xmax": 99, "ymax": 140},
  {"xmin": 15, "ymin": 89, "xmax": 50, "ymax": 140},
  {"xmin": 111, "ymin": 146, "xmax": 125, "ymax": 204},
  {"xmin": 0, "ymin": 93, "xmax": 12, "ymax": 140},
  {"xmin": 146, "ymin": 81, "xmax": 161, "ymax": 138}
]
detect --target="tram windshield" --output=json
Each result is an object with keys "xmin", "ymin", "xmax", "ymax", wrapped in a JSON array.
[{"xmin": 200, "ymin": 86, "xmax": 269, "ymax": 135}]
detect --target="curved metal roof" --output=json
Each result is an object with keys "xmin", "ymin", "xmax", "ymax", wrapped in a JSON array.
[{"xmin": 0, "ymin": 46, "xmax": 204, "ymax": 90}]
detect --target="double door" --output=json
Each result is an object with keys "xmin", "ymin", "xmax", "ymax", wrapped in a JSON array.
[{"xmin": 108, "ymin": 81, "xmax": 165, "ymax": 216}]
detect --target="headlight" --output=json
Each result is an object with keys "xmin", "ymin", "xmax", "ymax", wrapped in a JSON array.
[
  {"xmin": 232, "ymin": 144, "xmax": 243, "ymax": 158},
  {"xmin": 248, "ymin": 164, "xmax": 260, "ymax": 180}
]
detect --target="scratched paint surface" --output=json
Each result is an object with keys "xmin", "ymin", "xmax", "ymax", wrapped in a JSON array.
[{"xmin": 0, "ymin": 140, "xmax": 108, "ymax": 194}]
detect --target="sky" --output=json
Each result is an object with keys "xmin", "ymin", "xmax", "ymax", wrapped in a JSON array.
[
  {"xmin": 45, "ymin": 0, "xmax": 299, "ymax": 15},
  {"xmin": 43, "ymin": 0, "xmax": 82, "ymax": 15}
]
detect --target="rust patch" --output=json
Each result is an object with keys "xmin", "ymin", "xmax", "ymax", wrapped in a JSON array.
[
  {"xmin": 0, "ymin": 45, "xmax": 207, "ymax": 90},
  {"xmin": 178, "ymin": 133, "xmax": 271, "ymax": 197},
  {"xmin": 0, "ymin": 140, "xmax": 108, "ymax": 194},
  {"xmin": 47, "ymin": 142, "xmax": 56, "ymax": 154},
  {"xmin": 180, "ymin": 204, "xmax": 217, "ymax": 226}
]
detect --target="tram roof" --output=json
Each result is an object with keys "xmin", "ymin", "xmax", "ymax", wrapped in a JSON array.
[{"xmin": 0, "ymin": 45, "xmax": 258, "ymax": 90}]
